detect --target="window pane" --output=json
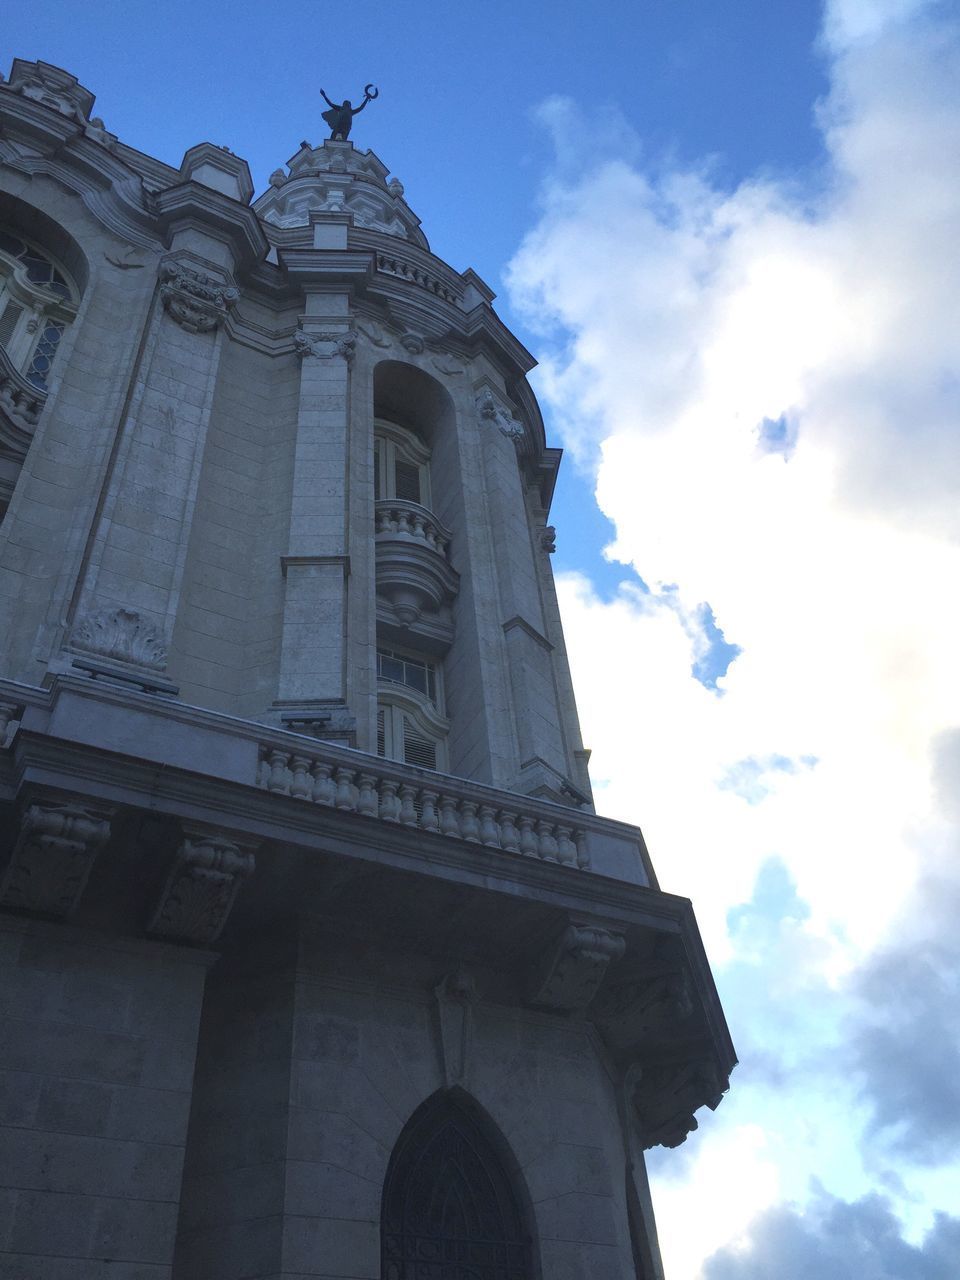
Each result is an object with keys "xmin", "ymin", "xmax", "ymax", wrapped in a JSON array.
[{"xmin": 394, "ymin": 459, "xmax": 421, "ymax": 504}]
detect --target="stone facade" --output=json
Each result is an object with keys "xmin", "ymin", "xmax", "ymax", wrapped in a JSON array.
[{"xmin": 0, "ymin": 60, "xmax": 735, "ymax": 1279}]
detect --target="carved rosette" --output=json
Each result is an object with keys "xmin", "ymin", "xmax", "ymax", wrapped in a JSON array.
[
  {"xmin": 159, "ymin": 260, "xmax": 239, "ymax": 334},
  {"xmin": 626, "ymin": 1059, "xmax": 726, "ymax": 1150},
  {"xmin": 294, "ymin": 328, "xmax": 357, "ymax": 362},
  {"xmin": 529, "ymin": 923, "xmax": 626, "ymax": 1012},
  {"xmin": 70, "ymin": 607, "xmax": 167, "ymax": 671},
  {"xmin": 148, "ymin": 830, "xmax": 256, "ymax": 944},
  {"xmin": 0, "ymin": 799, "xmax": 113, "ymax": 917}
]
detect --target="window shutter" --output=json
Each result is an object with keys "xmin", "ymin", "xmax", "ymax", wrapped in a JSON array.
[
  {"xmin": 402, "ymin": 716, "xmax": 437, "ymax": 770},
  {"xmin": 394, "ymin": 459, "xmax": 421, "ymax": 504},
  {"xmin": 377, "ymin": 708, "xmax": 386, "ymax": 757},
  {"xmin": 0, "ymin": 301, "xmax": 23, "ymax": 348}
]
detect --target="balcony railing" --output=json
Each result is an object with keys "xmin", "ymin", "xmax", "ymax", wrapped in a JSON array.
[{"xmin": 375, "ymin": 499, "xmax": 452, "ymax": 555}]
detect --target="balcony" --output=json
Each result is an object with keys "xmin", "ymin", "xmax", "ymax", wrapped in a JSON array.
[
  {"xmin": 375, "ymin": 498, "xmax": 459, "ymax": 627},
  {"xmin": 0, "ymin": 673, "xmax": 735, "ymax": 1149}
]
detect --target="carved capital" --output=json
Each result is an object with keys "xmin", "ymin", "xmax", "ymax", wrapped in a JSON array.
[
  {"xmin": 70, "ymin": 606, "xmax": 167, "ymax": 671},
  {"xmin": 294, "ymin": 327, "xmax": 357, "ymax": 362},
  {"xmin": 148, "ymin": 829, "xmax": 256, "ymax": 944},
  {"xmin": 626, "ymin": 1058, "xmax": 726, "ymax": 1150},
  {"xmin": 0, "ymin": 799, "xmax": 113, "ymax": 917},
  {"xmin": 434, "ymin": 967, "xmax": 479, "ymax": 1087},
  {"xmin": 529, "ymin": 923, "xmax": 626, "ymax": 1011},
  {"xmin": 159, "ymin": 260, "xmax": 239, "ymax": 334}
]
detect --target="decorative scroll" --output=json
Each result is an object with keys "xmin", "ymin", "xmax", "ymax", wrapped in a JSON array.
[
  {"xmin": 148, "ymin": 829, "xmax": 256, "ymax": 944},
  {"xmin": 158, "ymin": 260, "xmax": 239, "ymax": 334},
  {"xmin": 529, "ymin": 922, "xmax": 626, "ymax": 1011},
  {"xmin": 0, "ymin": 799, "xmax": 112, "ymax": 917},
  {"xmin": 70, "ymin": 606, "xmax": 167, "ymax": 671}
]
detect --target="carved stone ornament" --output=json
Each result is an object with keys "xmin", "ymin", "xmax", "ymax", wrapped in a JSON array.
[
  {"xmin": 158, "ymin": 260, "xmax": 239, "ymax": 334},
  {"xmin": 592, "ymin": 964, "xmax": 694, "ymax": 1054},
  {"xmin": 476, "ymin": 388, "xmax": 524, "ymax": 447},
  {"xmin": 540, "ymin": 526, "xmax": 557, "ymax": 554},
  {"xmin": 5, "ymin": 59, "xmax": 96, "ymax": 124},
  {"xmin": 148, "ymin": 830, "xmax": 256, "ymax": 944},
  {"xmin": 0, "ymin": 799, "xmax": 113, "ymax": 918},
  {"xmin": 357, "ymin": 320, "xmax": 393, "ymax": 349},
  {"xmin": 529, "ymin": 923, "xmax": 626, "ymax": 1012},
  {"xmin": 627, "ymin": 1058, "xmax": 726, "ymax": 1150},
  {"xmin": 294, "ymin": 328, "xmax": 357, "ymax": 362},
  {"xmin": 434, "ymin": 968, "xmax": 479, "ymax": 1087},
  {"xmin": 70, "ymin": 607, "xmax": 167, "ymax": 671},
  {"xmin": 399, "ymin": 331, "xmax": 425, "ymax": 354}
]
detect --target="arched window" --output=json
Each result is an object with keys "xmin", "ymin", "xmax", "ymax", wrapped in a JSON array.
[
  {"xmin": 381, "ymin": 1091, "xmax": 535, "ymax": 1280},
  {"xmin": 0, "ymin": 229, "xmax": 79, "ymax": 391},
  {"xmin": 374, "ymin": 419, "xmax": 431, "ymax": 508},
  {"xmin": 376, "ymin": 645, "xmax": 449, "ymax": 770}
]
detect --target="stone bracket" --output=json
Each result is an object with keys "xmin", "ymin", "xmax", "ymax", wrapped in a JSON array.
[
  {"xmin": 148, "ymin": 826, "xmax": 256, "ymax": 944},
  {"xmin": 0, "ymin": 797, "xmax": 113, "ymax": 918},
  {"xmin": 293, "ymin": 326, "xmax": 357, "ymax": 362},
  {"xmin": 529, "ymin": 920, "xmax": 626, "ymax": 1012},
  {"xmin": 625, "ymin": 1058, "xmax": 726, "ymax": 1151}
]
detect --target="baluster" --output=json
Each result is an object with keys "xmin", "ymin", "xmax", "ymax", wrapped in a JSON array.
[
  {"xmin": 518, "ymin": 816, "xmax": 539, "ymax": 857},
  {"xmin": 411, "ymin": 513, "xmax": 426, "ymax": 540},
  {"xmin": 267, "ymin": 749, "xmax": 291, "ymax": 794},
  {"xmin": 290, "ymin": 755, "xmax": 313, "ymax": 800},
  {"xmin": 357, "ymin": 773, "xmax": 379, "ymax": 817},
  {"xmin": 311, "ymin": 760, "xmax": 337, "ymax": 806},
  {"xmin": 396, "ymin": 508, "xmax": 412, "ymax": 535},
  {"xmin": 424, "ymin": 522, "xmax": 438, "ymax": 549},
  {"xmin": 399, "ymin": 784, "xmax": 418, "ymax": 826},
  {"xmin": 439, "ymin": 796, "xmax": 461, "ymax": 838},
  {"xmin": 537, "ymin": 821, "xmax": 559, "ymax": 861},
  {"xmin": 379, "ymin": 779, "xmax": 401, "ymax": 822},
  {"xmin": 420, "ymin": 788, "xmax": 440, "ymax": 832},
  {"xmin": 376, "ymin": 509, "xmax": 388, "ymax": 534},
  {"xmin": 257, "ymin": 756, "xmax": 271, "ymax": 788},
  {"xmin": 555, "ymin": 825, "xmax": 578, "ymax": 867},
  {"xmin": 335, "ymin": 767, "xmax": 357, "ymax": 811},
  {"xmin": 499, "ymin": 811, "xmax": 520, "ymax": 853},
  {"xmin": 460, "ymin": 801, "xmax": 481, "ymax": 843},
  {"xmin": 575, "ymin": 830, "xmax": 591, "ymax": 869},
  {"xmin": 478, "ymin": 805, "xmax": 501, "ymax": 847}
]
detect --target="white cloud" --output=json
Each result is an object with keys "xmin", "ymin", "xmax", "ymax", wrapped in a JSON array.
[{"xmin": 507, "ymin": 0, "xmax": 960, "ymax": 1275}]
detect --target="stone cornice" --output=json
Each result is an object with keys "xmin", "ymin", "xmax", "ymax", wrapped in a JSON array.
[{"xmin": 153, "ymin": 181, "xmax": 267, "ymax": 269}]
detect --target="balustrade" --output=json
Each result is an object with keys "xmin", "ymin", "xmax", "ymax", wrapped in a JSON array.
[
  {"xmin": 375, "ymin": 499, "xmax": 451, "ymax": 556},
  {"xmin": 257, "ymin": 744, "xmax": 592, "ymax": 870}
]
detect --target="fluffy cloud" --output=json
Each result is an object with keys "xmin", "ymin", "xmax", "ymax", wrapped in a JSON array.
[
  {"xmin": 507, "ymin": 0, "xmax": 960, "ymax": 1275},
  {"xmin": 704, "ymin": 1191, "xmax": 960, "ymax": 1280}
]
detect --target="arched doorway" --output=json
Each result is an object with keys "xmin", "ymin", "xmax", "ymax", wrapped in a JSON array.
[{"xmin": 381, "ymin": 1090, "xmax": 535, "ymax": 1279}]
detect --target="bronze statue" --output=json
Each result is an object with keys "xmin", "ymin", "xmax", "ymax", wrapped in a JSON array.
[{"xmin": 320, "ymin": 85, "xmax": 379, "ymax": 141}]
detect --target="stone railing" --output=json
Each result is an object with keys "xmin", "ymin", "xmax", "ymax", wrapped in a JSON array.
[
  {"xmin": 375, "ymin": 499, "xmax": 452, "ymax": 556},
  {"xmin": 256, "ymin": 743, "xmax": 590, "ymax": 869},
  {"xmin": 375, "ymin": 251, "xmax": 461, "ymax": 304},
  {"xmin": 0, "ymin": 345, "xmax": 46, "ymax": 430}
]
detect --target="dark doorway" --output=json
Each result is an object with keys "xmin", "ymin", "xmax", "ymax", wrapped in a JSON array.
[{"xmin": 381, "ymin": 1090, "xmax": 535, "ymax": 1280}]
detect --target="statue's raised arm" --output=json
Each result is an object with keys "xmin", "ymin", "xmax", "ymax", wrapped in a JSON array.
[{"xmin": 320, "ymin": 83, "xmax": 379, "ymax": 141}]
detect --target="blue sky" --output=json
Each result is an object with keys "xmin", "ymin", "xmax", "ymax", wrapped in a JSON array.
[{"xmin": 7, "ymin": 2, "xmax": 960, "ymax": 1276}]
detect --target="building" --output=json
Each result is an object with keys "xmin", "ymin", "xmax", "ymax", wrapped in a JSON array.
[{"xmin": 0, "ymin": 59, "xmax": 735, "ymax": 1280}]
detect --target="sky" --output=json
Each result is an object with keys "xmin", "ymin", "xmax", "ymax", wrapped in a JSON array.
[{"xmin": 5, "ymin": 2, "xmax": 960, "ymax": 1276}]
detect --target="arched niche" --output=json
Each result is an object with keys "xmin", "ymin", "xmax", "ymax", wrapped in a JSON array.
[{"xmin": 380, "ymin": 1087, "xmax": 539, "ymax": 1280}]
